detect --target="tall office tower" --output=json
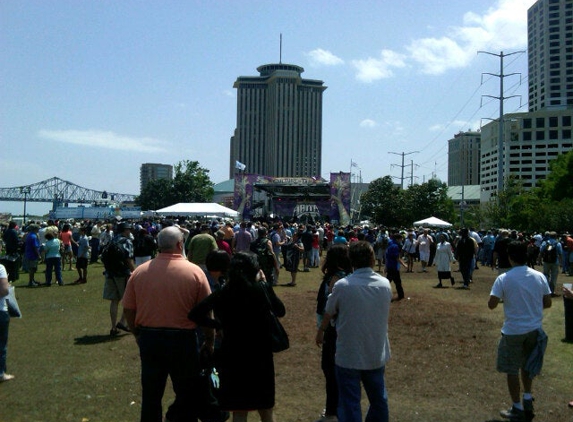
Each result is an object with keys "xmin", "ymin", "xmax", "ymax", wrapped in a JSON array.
[
  {"xmin": 527, "ymin": 0, "xmax": 573, "ymax": 111},
  {"xmin": 140, "ymin": 163, "xmax": 173, "ymax": 193},
  {"xmin": 229, "ymin": 63, "xmax": 327, "ymax": 178},
  {"xmin": 447, "ymin": 131, "xmax": 481, "ymax": 186}
]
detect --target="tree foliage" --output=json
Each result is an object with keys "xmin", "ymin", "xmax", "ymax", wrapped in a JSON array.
[
  {"xmin": 361, "ymin": 177, "xmax": 455, "ymax": 228},
  {"xmin": 360, "ymin": 176, "xmax": 404, "ymax": 227},
  {"xmin": 135, "ymin": 160, "xmax": 214, "ymax": 210},
  {"xmin": 484, "ymin": 150, "xmax": 573, "ymax": 232}
]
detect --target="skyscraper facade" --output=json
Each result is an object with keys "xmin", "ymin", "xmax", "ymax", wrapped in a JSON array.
[
  {"xmin": 527, "ymin": 0, "xmax": 573, "ymax": 111},
  {"xmin": 447, "ymin": 131, "xmax": 481, "ymax": 186},
  {"xmin": 140, "ymin": 163, "xmax": 173, "ymax": 193},
  {"xmin": 229, "ymin": 63, "xmax": 326, "ymax": 178},
  {"xmin": 478, "ymin": 0, "xmax": 573, "ymax": 202}
]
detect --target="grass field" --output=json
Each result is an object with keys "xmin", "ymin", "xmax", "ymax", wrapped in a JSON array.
[{"xmin": 2, "ymin": 260, "xmax": 573, "ymax": 422}]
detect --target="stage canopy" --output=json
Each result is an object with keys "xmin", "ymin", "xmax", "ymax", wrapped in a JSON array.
[
  {"xmin": 413, "ymin": 216, "xmax": 452, "ymax": 228},
  {"xmin": 155, "ymin": 203, "xmax": 239, "ymax": 218}
]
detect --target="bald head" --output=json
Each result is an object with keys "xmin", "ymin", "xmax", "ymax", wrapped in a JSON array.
[{"xmin": 157, "ymin": 226, "xmax": 184, "ymax": 253}]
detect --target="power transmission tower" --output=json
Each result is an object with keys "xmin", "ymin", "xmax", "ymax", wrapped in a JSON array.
[
  {"xmin": 478, "ymin": 50, "xmax": 524, "ymax": 195},
  {"xmin": 389, "ymin": 151, "xmax": 418, "ymax": 189}
]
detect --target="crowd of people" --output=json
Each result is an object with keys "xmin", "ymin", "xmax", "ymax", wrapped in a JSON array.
[{"xmin": 1, "ymin": 216, "xmax": 572, "ymax": 421}]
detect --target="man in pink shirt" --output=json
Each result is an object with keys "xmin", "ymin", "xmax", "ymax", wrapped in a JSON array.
[{"xmin": 123, "ymin": 226, "xmax": 213, "ymax": 422}]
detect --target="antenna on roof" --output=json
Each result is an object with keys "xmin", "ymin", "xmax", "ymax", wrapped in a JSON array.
[{"xmin": 279, "ymin": 33, "xmax": 282, "ymax": 64}]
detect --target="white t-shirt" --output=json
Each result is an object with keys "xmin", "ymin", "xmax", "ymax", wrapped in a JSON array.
[
  {"xmin": 0, "ymin": 264, "xmax": 8, "ymax": 312},
  {"xmin": 490, "ymin": 265, "xmax": 551, "ymax": 335}
]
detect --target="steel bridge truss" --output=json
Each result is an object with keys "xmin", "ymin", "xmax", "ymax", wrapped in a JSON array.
[{"xmin": 0, "ymin": 177, "xmax": 136, "ymax": 206}]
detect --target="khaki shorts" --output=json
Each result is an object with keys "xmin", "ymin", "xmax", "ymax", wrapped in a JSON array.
[
  {"xmin": 27, "ymin": 259, "xmax": 39, "ymax": 270},
  {"xmin": 103, "ymin": 275, "xmax": 127, "ymax": 301},
  {"xmin": 496, "ymin": 330, "xmax": 538, "ymax": 375}
]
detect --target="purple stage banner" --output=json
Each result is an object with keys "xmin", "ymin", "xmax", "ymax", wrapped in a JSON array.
[{"xmin": 234, "ymin": 173, "xmax": 350, "ymax": 225}]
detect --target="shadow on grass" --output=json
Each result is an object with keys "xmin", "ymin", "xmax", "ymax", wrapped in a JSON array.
[{"xmin": 74, "ymin": 333, "xmax": 126, "ymax": 345}]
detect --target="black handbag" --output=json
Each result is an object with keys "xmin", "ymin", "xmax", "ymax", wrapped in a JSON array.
[
  {"xmin": 268, "ymin": 309, "xmax": 289, "ymax": 353},
  {"xmin": 261, "ymin": 283, "xmax": 289, "ymax": 353}
]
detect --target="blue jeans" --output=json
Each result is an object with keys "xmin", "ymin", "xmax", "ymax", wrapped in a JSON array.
[
  {"xmin": 335, "ymin": 365, "xmax": 389, "ymax": 422},
  {"xmin": 543, "ymin": 261, "xmax": 559, "ymax": 293},
  {"xmin": 0, "ymin": 310, "xmax": 9, "ymax": 377},
  {"xmin": 45, "ymin": 257, "xmax": 63, "ymax": 286},
  {"xmin": 138, "ymin": 328, "xmax": 200, "ymax": 422}
]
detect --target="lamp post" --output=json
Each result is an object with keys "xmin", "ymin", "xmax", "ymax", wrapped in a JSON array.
[{"xmin": 21, "ymin": 186, "xmax": 31, "ymax": 225}]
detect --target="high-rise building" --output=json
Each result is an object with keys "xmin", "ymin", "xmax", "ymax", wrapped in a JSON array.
[
  {"xmin": 447, "ymin": 131, "xmax": 481, "ymax": 186},
  {"xmin": 229, "ymin": 63, "xmax": 326, "ymax": 178},
  {"xmin": 140, "ymin": 163, "xmax": 173, "ymax": 193},
  {"xmin": 527, "ymin": 0, "xmax": 573, "ymax": 112},
  {"xmin": 478, "ymin": 0, "xmax": 573, "ymax": 202},
  {"xmin": 480, "ymin": 110, "xmax": 572, "ymax": 200}
]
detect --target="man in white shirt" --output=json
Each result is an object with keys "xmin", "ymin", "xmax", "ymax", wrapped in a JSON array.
[{"xmin": 488, "ymin": 241, "xmax": 551, "ymax": 421}]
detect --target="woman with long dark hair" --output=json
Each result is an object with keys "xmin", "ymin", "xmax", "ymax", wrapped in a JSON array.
[
  {"xmin": 189, "ymin": 251, "xmax": 286, "ymax": 422},
  {"xmin": 314, "ymin": 245, "xmax": 352, "ymax": 422}
]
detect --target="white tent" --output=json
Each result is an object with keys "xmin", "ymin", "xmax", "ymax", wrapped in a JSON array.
[
  {"xmin": 413, "ymin": 216, "xmax": 452, "ymax": 228},
  {"xmin": 155, "ymin": 203, "xmax": 239, "ymax": 218}
]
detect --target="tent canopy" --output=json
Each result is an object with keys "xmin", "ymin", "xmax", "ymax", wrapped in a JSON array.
[
  {"xmin": 413, "ymin": 216, "xmax": 452, "ymax": 228},
  {"xmin": 155, "ymin": 203, "xmax": 239, "ymax": 218}
]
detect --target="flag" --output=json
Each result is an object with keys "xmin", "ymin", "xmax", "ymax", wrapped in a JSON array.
[
  {"xmin": 351, "ymin": 160, "xmax": 358, "ymax": 168},
  {"xmin": 235, "ymin": 161, "xmax": 246, "ymax": 171}
]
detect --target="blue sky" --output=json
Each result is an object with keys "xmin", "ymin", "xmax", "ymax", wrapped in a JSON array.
[{"xmin": 1, "ymin": 0, "xmax": 534, "ymax": 215}]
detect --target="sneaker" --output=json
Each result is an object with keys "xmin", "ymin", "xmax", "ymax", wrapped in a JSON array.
[
  {"xmin": 433, "ymin": 284, "xmax": 444, "ymax": 288},
  {"xmin": 500, "ymin": 405, "xmax": 525, "ymax": 421},
  {"xmin": 314, "ymin": 416, "xmax": 338, "ymax": 422},
  {"xmin": 0, "ymin": 373, "xmax": 15, "ymax": 382},
  {"xmin": 522, "ymin": 398, "xmax": 534, "ymax": 420}
]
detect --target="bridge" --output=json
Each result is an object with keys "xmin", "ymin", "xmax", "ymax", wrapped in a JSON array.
[{"xmin": 0, "ymin": 177, "xmax": 137, "ymax": 208}]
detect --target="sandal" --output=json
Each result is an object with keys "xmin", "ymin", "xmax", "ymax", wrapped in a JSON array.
[
  {"xmin": 285, "ymin": 282, "xmax": 297, "ymax": 287},
  {"xmin": 109, "ymin": 328, "xmax": 119, "ymax": 337},
  {"xmin": 116, "ymin": 322, "xmax": 130, "ymax": 332}
]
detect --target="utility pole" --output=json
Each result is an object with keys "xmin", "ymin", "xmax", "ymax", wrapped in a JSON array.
[
  {"xmin": 478, "ymin": 50, "xmax": 523, "ymax": 196},
  {"xmin": 409, "ymin": 160, "xmax": 420, "ymax": 187},
  {"xmin": 389, "ymin": 151, "xmax": 418, "ymax": 189}
]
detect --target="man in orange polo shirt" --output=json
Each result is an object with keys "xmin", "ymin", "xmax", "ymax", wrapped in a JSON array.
[{"xmin": 123, "ymin": 226, "xmax": 213, "ymax": 422}]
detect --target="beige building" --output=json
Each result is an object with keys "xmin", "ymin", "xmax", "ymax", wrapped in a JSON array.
[
  {"xmin": 480, "ymin": 110, "xmax": 572, "ymax": 202},
  {"xmin": 448, "ymin": 131, "xmax": 481, "ymax": 186},
  {"xmin": 229, "ymin": 63, "xmax": 326, "ymax": 178},
  {"xmin": 527, "ymin": 0, "xmax": 573, "ymax": 112}
]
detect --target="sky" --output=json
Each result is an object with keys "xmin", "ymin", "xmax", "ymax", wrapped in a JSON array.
[{"xmin": 0, "ymin": 0, "xmax": 536, "ymax": 216}]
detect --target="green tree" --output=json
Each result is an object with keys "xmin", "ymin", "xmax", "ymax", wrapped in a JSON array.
[
  {"xmin": 537, "ymin": 150, "xmax": 573, "ymax": 201},
  {"xmin": 135, "ymin": 160, "xmax": 214, "ymax": 210},
  {"xmin": 403, "ymin": 178, "xmax": 455, "ymax": 224},
  {"xmin": 360, "ymin": 176, "xmax": 404, "ymax": 227}
]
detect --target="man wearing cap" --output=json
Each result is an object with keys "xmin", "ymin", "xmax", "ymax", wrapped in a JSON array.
[{"xmin": 104, "ymin": 222, "xmax": 135, "ymax": 336}]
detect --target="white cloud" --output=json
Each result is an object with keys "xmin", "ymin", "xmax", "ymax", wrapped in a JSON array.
[
  {"xmin": 356, "ymin": 0, "xmax": 533, "ymax": 79},
  {"xmin": 306, "ymin": 48, "xmax": 344, "ymax": 66},
  {"xmin": 360, "ymin": 119, "xmax": 377, "ymax": 128},
  {"xmin": 38, "ymin": 129, "xmax": 170, "ymax": 153},
  {"xmin": 352, "ymin": 50, "xmax": 407, "ymax": 82}
]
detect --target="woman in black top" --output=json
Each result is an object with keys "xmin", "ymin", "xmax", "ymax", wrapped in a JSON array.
[{"xmin": 189, "ymin": 251, "xmax": 285, "ymax": 422}]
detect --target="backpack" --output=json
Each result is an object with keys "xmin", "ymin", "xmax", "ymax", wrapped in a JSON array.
[
  {"xmin": 100, "ymin": 240, "xmax": 127, "ymax": 274},
  {"xmin": 542, "ymin": 242, "xmax": 558, "ymax": 263},
  {"xmin": 251, "ymin": 237, "xmax": 275, "ymax": 271}
]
